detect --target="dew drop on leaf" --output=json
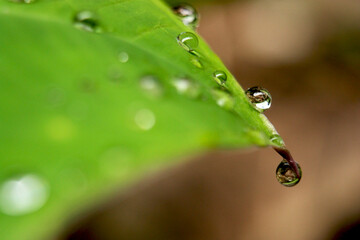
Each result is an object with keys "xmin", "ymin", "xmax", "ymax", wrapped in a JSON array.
[
  {"xmin": 139, "ymin": 75, "xmax": 163, "ymax": 97},
  {"xmin": 213, "ymin": 70, "xmax": 227, "ymax": 85},
  {"xmin": 190, "ymin": 58, "xmax": 203, "ymax": 69},
  {"xmin": 0, "ymin": 174, "xmax": 49, "ymax": 216},
  {"xmin": 177, "ymin": 32, "xmax": 199, "ymax": 52},
  {"xmin": 245, "ymin": 86, "xmax": 272, "ymax": 112},
  {"xmin": 73, "ymin": 11, "xmax": 102, "ymax": 33},
  {"xmin": 118, "ymin": 52, "xmax": 129, "ymax": 63},
  {"xmin": 172, "ymin": 77, "xmax": 200, "ymax": 99},
  {"xmin": 270, "ymin": 134, "xmax": 284, "ymax": 146},
  {"xmin": 134, "ymin": 109, "xmax": 156, "ymax": 131},
  {"xmin": 212, "ymin": 89, "xmax": 234, "ymax": 110},
  {"xmin": 276, "ymin": 160, "xmax": 302, "ymax": 187},
  {"xmin": 172, "ymin": 4, "xmax": 199, "ymax": 29},
  {"xmin": 9, "ymin": 0, "xmax": 35, "ymax": 3}
]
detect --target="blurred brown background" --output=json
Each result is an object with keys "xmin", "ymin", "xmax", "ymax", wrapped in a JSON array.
[{"xmin": 60, "ymin": 0, "xmax": 360, "ymax": 239}]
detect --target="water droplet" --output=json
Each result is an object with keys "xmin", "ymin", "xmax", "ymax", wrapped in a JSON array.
[
  {"xmin": 73, "ymin": 11, "xmax": 102, "ymax": 33},
  {"xmin": 213, "ymin": 70, "xmax": 227, "ymax": 85},
  {"xmin": 173, "ymin": 4, "xmax": 199, "ymax": 29},
  {"xmin": 270, "ymin": 134, "xmax": 284, "ymax": 146},
  {"xmin": 177, "ymin": 32, "xmax": 198, "ymax": 52},
  {"xmin": 245, "ymin": 86, "xmax": 272, "ymax": 112},
  {"xmin": 212, "ymin": 90, "xmax": 234, "ymax": 110},
  {"xmin": 172, "ymin": 77, "xmax": 200, "ymax": 98},
  {"xmin": 139, "ymin": 76, "xmax": 163, "ymax": 97},
  {"xmin": 118, "ymin": 52, "xmax": 129, "ymax": 63},
  {"xmin": 190, "ymin": 58, "xmax": 203, "ymax": 68},
  {"xmin": 9, "ymin": 0, "xmax": 34, "ymax": 3},
  {"xmin": 9, "ymin": 0, "xmax": 35, "ymax": 3},
  {"xmin": 0, "ymin": 174, "xmax": 49, "ymax": 216},
  {"xmin": 134, "ymin": 109, "xmax": 156, "ymax": 131},
  {"xmin": 276, "ymin": 160, "xmax": 302, "ymax": 187}
]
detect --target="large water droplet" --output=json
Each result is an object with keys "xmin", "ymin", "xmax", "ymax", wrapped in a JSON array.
[
  {"xmin": 172, "ymin": 77, "xmax": 200, "ymax": 99},
  {"xmin": 213, "ymin": 70, "xmax": 227, "ymax": 85},
  {"xmin": 0, "ymin": 174, "xmax": 49, "ymax": 216},
  {"xmin": 118, "ymin": 52, "xmax": 129, "ymax": 63},
  {"xmin": 173, "ymin": 4, "xmax": 199, "ymax": 29},
  {"xmin": 73, "ymin": 11, "xmax": 102, "ymax": 33},
  {"xmin": 177, "ymin": 32, "xmax": 198, "ymax": 52},
  {"xmin": 134, "ymin": 109, "xmax": 156, "ymax": 131},
  {"xmin": 139, "ymin": 76, "xmax": 163, "ymax": 97},
  {"xmin": 245, "ymin": 86, "xmax": 272, "ymax": 112},
  {"xmin": 276, "ymin": 160, "xmax": 302, "ymax": 187}
]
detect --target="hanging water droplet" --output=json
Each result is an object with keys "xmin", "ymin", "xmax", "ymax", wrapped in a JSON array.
[
  {"xmin": 73, "ymin": 11, "xmax": 102, "ymax": 33},
  {"xmin": 270, "ymin": 134, "xmax": 284, "ymax": 146},
  {"xmin": 139, "ymin": 75, "xmax": 163, "ymax": 97},
  {"xmin": 118, "ymin": 52, "xmax": 129, "ymax": 63},
  {"xmin": 134, "ymin": 109, "xmax": 156, "ymax": 131},
  {"xmin": 212, "ymin": 90, "xmax": 234, "ymax": 110},
  {"xmin": 0, "ymin": 174, "xmax": 49, "ymax": 216},
  {"xmin": 245, "ymin": 86, "xmax": 272, "ymax": 112},
  {"xmin": 213, "ymin": 70, "xmax": 227, "ymax": 85},
  {"xmin": 172, "ymin": 77, "xmax": 200, "ymax": 99},
  {"xmin": 172, "ymin": 4, "xmax": 199, "ymax": 29},
  {"xmin": 190, "ymin": 58, "xmax": 203, "ymax": 69},
  {"xmin": 177, "ymin": 32, "xmax": 198, "ymax": 52},
  {"xmin": 276, "ymin": 160, "xmax": 302, "ymax": 187}
]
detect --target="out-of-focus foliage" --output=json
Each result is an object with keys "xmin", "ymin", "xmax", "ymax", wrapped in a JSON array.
[{"xmin": 0, "ymin": 0, "xmax": 281, "ymax": 240}]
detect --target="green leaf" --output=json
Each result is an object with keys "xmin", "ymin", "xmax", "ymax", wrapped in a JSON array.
[{"xmin": 0, "ymin": 0, "xmax": 281, "ymax": 239}]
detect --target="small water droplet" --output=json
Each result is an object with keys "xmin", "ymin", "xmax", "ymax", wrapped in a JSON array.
[
  {"xmin": 173, "ymin": 4, "xmax": 199, "ymax": 29},
  {"xmin": 172, "ymin": 77, "xmax": 200, "ymax": 98},
  {"xmin": 118, "ymin": 52, "xmax": 129, "ymax": 63},
  {"xmin": 212, "ymin": 90, "xmax": 234, "ymax": 110},
  {"xmin": 139, "ymin": 76, "xmax": 163, "ymax": 97},
  {"xmin": 276, "ymin": 160, "xmax": 302, "ymax": 187},
  {"xmin": 73, "ymin": 11, "xmax": 102, "ymax": 33},
  {"xmin": 213, "ymin": 70, "xmax": 227, "ymax": 85},
  {"xmin": 270, "ymin": 134, "xmax": 284, "ymax": 146},
  {"xmin": 9, "ymin": 0, "xmax": 34, "ymax": 3},
  {"xmin": 190, "ymin": 58, "xmax": 203, "ymax": 68},
  {"xmin": 134, "ymin": 109, "xmax": 156, "ymax": 131},
  {"xmin": 245, "ymin": 86, "xmax": 272, "ymax": 112},
  {"xmin": 0, "ymin": 174, "xmax": 49, "ymax": 216},
  {"xmin": 177, "ymin": 32, "xmax": 198, "ymax": 52}
]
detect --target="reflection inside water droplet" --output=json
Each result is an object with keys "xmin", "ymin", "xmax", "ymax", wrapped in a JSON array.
[
  {"xmin": 173, "ymin": 4, "xmax": 199, "ymax": 29},
  {"xmin": 245, "ymin": 86, "xmax": 272, "ymax": 112},
  {"xmin": 177, "ymin": 32, "xmax": 198, "ymax": 52},
  {"xmin": 73, "ymin": 10, "xmax": 102, "ymax": 33},
  {"xmin": 276, "ymin": 160, "xmax": 302, "ymax": 187},
  {"xmin": 134, "ymin": 109, "xmax": 156, "ymax": 131},
  {"xmin": 139, "ymin": 75, "xmax": 163, "ymax": 97},
  {"xmin": 213, "ymin": 70, "xmax": 227, "ymax": 85},
  {"xmin": 118, "ymin": 52, "xmax": 129, "ymax": 63},
  {"xmin": 0, "ymin": 174, "xmax": 49, "ymax": 216}
]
